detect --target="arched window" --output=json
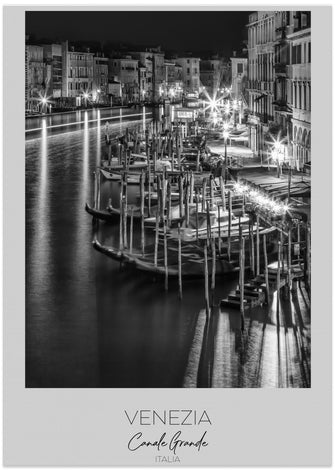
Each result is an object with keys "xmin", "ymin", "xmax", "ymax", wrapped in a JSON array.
[
  {"xmin": 297, "ymin": 127, "xmax": 303, "ymax": 145},
  {"xmin": 302, "ymin": 128, "xmax": 307, "ymax": 148}
]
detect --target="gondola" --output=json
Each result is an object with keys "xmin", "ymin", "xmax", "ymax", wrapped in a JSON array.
[{"xmin": 92, "ymin": 238, "xmax": 238, "ymax": 279}]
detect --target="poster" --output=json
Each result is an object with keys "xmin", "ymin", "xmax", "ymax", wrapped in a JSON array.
[{"xmin": 3, "ymin": 4, "xmax": 332, "ymax": 466}]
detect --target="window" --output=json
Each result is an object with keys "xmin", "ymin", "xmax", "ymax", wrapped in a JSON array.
[
  {"xmin": 237, "ymin": 63, "xmax": 243, "ymax": 74},
  {"xmin": 308, "ymin": 42, "xmax": 311, "ymax": 62},
  {"xmin": 304, "ymin": 83, "xmax": 307, "ymax": 110},
  {"xmin": 187, "ymin": 59, "xmax": 190, "ymax": 64},
  {"xmin": 187, "ymin": 68, "xmax": 190, "ymax": 74},
  {"xmin": 193, "ymin": 68, "xmax": 198, "ymax": 74},
  {"xmin": 301, "ymin": 12, "xmax": 308, "ymax": 28},
  {"xmin": 292, "ymin": 44, "xmax": 301, "ymax": 64}
]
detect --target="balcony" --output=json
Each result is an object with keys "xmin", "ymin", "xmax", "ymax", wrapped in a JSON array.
[
  {"xmin": 273, "ymin": 99, "xmax": 292, "ymax": 114},
  {"xmin": 274, "ymin": 63, "xmax": 287, "ymax": 74},
  {"xmin": 254, "ymin": 111, "xmax": 273, "ymax": 124}
]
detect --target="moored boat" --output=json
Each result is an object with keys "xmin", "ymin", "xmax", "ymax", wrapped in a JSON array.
[{"xmin": 92, "ymin": 238, "xmax": 238, "ymax": 278}]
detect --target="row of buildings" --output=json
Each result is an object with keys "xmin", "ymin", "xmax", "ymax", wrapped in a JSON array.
[
  {"xmin": 25, "ymin": 40, "xmax": 233, "ymax": 112},
  {"xmin": 246, "ymin": 10, "xmax": 311, "ymax": 168}
]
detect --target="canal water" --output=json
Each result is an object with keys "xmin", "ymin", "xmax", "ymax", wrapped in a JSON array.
[{"xmin": 26, "ymin": 108, "xmax": 310, "ymax": 388}]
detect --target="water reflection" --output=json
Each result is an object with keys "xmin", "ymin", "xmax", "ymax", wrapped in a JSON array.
[
  {"xmin": 30, "ymin": 119, "xmax": 50, "ymax": 294},
  {"xmin": 96, "ymin": 109, "xmax": 101, "ymax": 167}
]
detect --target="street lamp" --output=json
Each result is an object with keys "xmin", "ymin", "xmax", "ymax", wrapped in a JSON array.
[
  {"xmin": 223, "ymin": 121, "xmax": 230, "ymax": 182},
  {"xmin": 271, "ymin": 139, "xmax": 285, "ymax": 178},
  {"xmin": 41, "ymin": 97, "xmax": 47, "ymax": 113},
  {"xmin": 238, "ymin": 99, "xmax": 242, "ymax": 124},
  {"xmin": 224, "ymin": 101, "xmax": 230, "ymax": 117},
  {"xmin": 83, "ymin": 92, "xmax": 89, "ymax": 108},
  {"xmin": 38, "ymin": 93, "xmax": 51, "ymax": 114},
  {"xmin": 232, "ymin": 99, "xmax": 238, "ymax": 129}
]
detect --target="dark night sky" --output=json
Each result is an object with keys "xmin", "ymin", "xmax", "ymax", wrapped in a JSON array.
[{"xmin": 26, "ymin": 10, "xmax": 250, "ymax": 57}]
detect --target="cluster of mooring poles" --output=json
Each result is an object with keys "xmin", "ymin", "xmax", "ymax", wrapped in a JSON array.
[{"xmin": 89, "ymin": 115, "xmax": 310, "ymax": 333}]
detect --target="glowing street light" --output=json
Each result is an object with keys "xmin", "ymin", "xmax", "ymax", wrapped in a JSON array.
[
  {"xmin": 38, "ymin": 93, "xmax": 51, "ymax": 114},
  {"xmin": 233, "ymin": 181, "xmax": 290, "ymax": 217},
  {"xmin": 83, "ymin": 92, "xmax": 89, "ymax": 108},
  {"xmin": 203, "ymin": 88, "xmax": 225, "ymax": 114}
]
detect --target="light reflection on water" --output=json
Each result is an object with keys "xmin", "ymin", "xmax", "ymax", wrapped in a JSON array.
[{"xmin": 25, "ymin": 110, "xmax": 310, "ymax": 388}]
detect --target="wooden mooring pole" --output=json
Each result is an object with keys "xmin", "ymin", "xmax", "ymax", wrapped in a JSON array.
[
  {"xmin": 220, "ymin": 176, "xmax": 225, "ymax": 211},
  {"xmin": 147, "ymin": 158, "xmax": 152, "ymax": 217},
  {"xmin": 185, "ymin": 181, "xmax": 190, "ymax": 227},
  {"xmin": 93, "ymin": 171, "xmax": 98, "ymax": 209},
  {"xmin": 163, "ymin": 218, "xmax": 168, "ymax": 291},
  {"xmin": 256, "ymin": 213, "xmax": 260, "ymax": 276},
  {"xmin": 129, "ymin": 208, "xmax": 134, "ymax": 254},
  {"xmin": 123, "ymin": 175, "xmax": 128, "ymax": 248},
  {"xmin": 263, "ymin": 234, "xmax": 270, "ymax": 304},
  {"xmin": 240, "ymin": 236, "xmax": 245, "ymax": 330},
  {"xmin": 202, "ymin": 178, "xmax": 207, "ymax": 212},
  {"xmin": 178, "ymin": 222, "xmax": 182, "ymax": 299},
  {"xmin": 211, "ymin": 236, "xmax": 216, "ymax": 305},
  {"xmin": 97, "ymin": 169, "xmax": 101, "ymax": 210},
  {"xmin": 228, "ymin": 190, "xmax": 232, "ymax": 261},
  {"xmin": 204, "ymin": 243, "xmax": 210, "ymax": 317},
  {"xmin": 167, "ymin": 180, "xmax": 171, "ymax": 227},
  {"xmin": 140, "ymin": 171, "xmax": 145, "ymax": 256},
  {"xmin": 288, "ymin": 223, "xmax": 292, "ymax": 289},
  {"xmin": 195, "ymin": 191, "xmax": 199, "ymax": 243},
  {"xmin": 277, "ymin": 240, "xmax": 281, "ymax": 313},
  {"xmin": 218, "ymin": 204, "xmax": 221, "ymax": 255},
  {"xmin": 306, "ymin": 223, "xmax": 311, "ymax": 292},
  {"xmin": 154, "ymin": 201, "xmax": 159, "ymax": 268},
  {"xmin": 119, "ymin": 184, "xmax": 123, "ymax": 251}
]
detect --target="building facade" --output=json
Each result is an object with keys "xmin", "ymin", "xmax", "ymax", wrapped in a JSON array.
[
  {"xmin": 42, "ymin": 44, "xmax": 63, "ymax": 99},
  {"xmin": 247, "ymin": 10, "xmax": 311, "ymax": 168},
  {"xmin": 26, "ymin": 44, "xmax": 47, "ymax": 111},
  {"xmin": 230, "ymin": 56, "xmax": 248, "ymax": 99},
  {"xmin": 93, "ymin": 54, "xmax": 109, "ymax": 104},
  {"xmin": 161, "ymin": 61, "xmax": 183, "ymax": 101},
  {"xmin": 130, "ymin": 51, "xmax": 153, "ymax": 101},
  {"xmin": 200, "ymin": 58, "xmax": 222, "ymax": 97},
  {"xmin": 286, "ymin": 11, "xmax": 311, "ymax": 167},
  {"xmin": 247, "ymin": 11, "xmax": 276, "ymax": 157},
  {"xmin": 108, "ymin": 56, "xmax": 140, "ymax": 103},
  {"xmin": 130, "ymin": 48, "xmax": 165, "ymax": 102},
  {"xmin": 62, "ymin": 42, "xmax": 94, "ymax": 104},
  {"xmin": 175, "ymin": 57, "xmax": 200, "ymax": 94}
]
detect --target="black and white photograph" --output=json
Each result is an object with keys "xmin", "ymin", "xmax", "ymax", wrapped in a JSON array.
[{"xmin": 25, "ymin": 9, "xmax": 311, "ymax": 389}]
